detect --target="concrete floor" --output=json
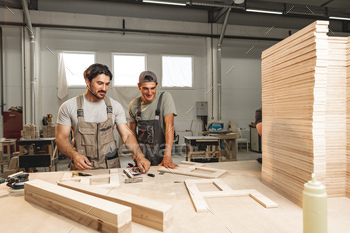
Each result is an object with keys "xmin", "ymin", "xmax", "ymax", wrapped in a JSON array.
[{"xmin": 0, "ymin": 146, "xmax": 261, "ymax": 178}]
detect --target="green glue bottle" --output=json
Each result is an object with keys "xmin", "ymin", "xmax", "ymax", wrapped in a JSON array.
[{"xmin": 303, "ymin": 173, "xmax": 328, "ymax": 233}]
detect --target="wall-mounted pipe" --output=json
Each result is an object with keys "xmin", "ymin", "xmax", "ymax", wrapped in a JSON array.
[
  {"xmin": 21, "ymin": 0, "xmax": 35, "ymax": 123},
  {"xmin": 21, "ymin": 27, "xmax": 26, "ymax": 124},
  {"xmin": 217, "ymin": 8, "xmax": 231, "ymax": 120},
  {"xmin": 0, "ymin": 26, "xmax": 4, "ymax": 116},
  {"xmin": 0, "ymin": 21, "xmax": 282, "ymax": 42}
]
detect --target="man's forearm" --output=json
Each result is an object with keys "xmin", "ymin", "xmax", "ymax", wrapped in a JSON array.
[
  {"xmin": 124, "ymin": 134, "xmax": 145, "ymax": 159},
  {"xmin": 164, "ymin": 127, "xmax": 174, "ymax": 157},
  {"xmin": 56, "ymin": 138, "xmax": 80, "ymax": 160}
]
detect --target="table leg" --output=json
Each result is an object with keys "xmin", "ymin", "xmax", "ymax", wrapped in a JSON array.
[
  {"xmin": 185, "ymin": 142, "xmax": 189, "ymax": 161},
  {"xmin": 217, "ymin": 140, "xmax": 220, "ymax": 161},
  {"xmin": 233, "ymin": 139, "xmax": 237, "ymax": 161},
  {"xmin": 49, "ymin": 143, "xmax": 53, "ymax": 172},
  {"xmin": 189, "ymin": 145, "xmax": 193, "ymax": 161},
  {"xmin": 0, "ymin": 149, "xmax": 3, "ymax": 173},
  {"xmin": 8, "ymin": 143, "xmax": 15, "ymax": 166},
  {"xmin": 6, "ymin": 144, "xmax": 10, "ymax": 164}
]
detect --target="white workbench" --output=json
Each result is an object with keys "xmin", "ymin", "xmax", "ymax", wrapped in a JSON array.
[{"xmin": 1, "ymin": 161, "xmax": 349, "ymax": 233}]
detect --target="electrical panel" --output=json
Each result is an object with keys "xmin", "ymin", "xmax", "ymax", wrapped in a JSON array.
[{"xmin": 196, "ymin": 101, "xmax": 208, "ymax": 117}]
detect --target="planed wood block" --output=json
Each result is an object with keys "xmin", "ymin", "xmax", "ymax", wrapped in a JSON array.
[
  {"xmin": 25, "ymin": 179, "xmax": 132, "ymax": 233},
  {"xmin": 58, "ymin": 180, "xmax": 173, "ymax": 232}
]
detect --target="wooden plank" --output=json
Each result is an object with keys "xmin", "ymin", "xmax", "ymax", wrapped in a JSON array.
[
  {"xmin": 158, "ymin": 161, "xmax": 227, "ymax": 179},
  {"xmin": 58, "ymin": 180, "xmax": 173, "ymax": 232},
  {"xmin": 249, "ymin": 190, "xmax": 279, "ymax": 208},
  {"xmin": 185, "ymin": 180, "xmax": 209, "ymax": 212},
  {"xmin": 184, "ymin": 179, "xmax": 278, "ymax": 212},
  {"xmin": 25, "ymin": 179, "xmax": 131, "ymax": 233}
]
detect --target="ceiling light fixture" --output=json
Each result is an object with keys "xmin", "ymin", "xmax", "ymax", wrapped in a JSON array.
[
  {"xmin": 329, "ymin": 16, "xmax": 350, "ymax": 21},
  {"xmin": 143, "ymin": 0, "xmax": 186, "ymax": 6},
  {"xmin": 246, "ymin": 9, "xmax": 283, "ymax": 15},
  {"xmin": 188, "ymin": 2, "xmax": 244, "ymax": 9}
]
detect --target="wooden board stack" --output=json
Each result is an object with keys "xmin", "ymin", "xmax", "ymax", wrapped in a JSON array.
[
  {"xmin": 261, "ymin": 20, "xmax": 350, "ymax": 206},
  {"xmin": 21, "ymin": 124, "xmax": 40, "ymax": 139},
  {"xmin": 326, "ymin": 36, "xmax": 347, "ymax": 197},
  {"xmin": 43, "ymin": 122, "xmax": 56, "ymax": 138},
  {"xmin": 347, "ymin": 37, "xmax": 350, "ymax": 198}
]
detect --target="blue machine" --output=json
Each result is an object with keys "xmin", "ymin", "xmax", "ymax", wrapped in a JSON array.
[
  {"xmin": 208, "ymin": 122, "xmax": 224, "ymax": 131},
  {"xmin": 208, "ymin": 122, "xmax": 225, "ymax": 150}
]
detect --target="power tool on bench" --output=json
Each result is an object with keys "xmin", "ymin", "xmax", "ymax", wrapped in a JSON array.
[{"xmin": 5, "ymin": 172, "xmax": 29, "ymax": 190}]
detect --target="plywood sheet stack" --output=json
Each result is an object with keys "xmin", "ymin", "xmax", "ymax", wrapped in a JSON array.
[
  {"xmin": 261, "ymin": 20, "xmax": 349, "ymax": 206},
  {"xmin": 326, "ymin": 36, "xmax": 347, "ymax": 197},
  {"xmin": 347, "ymin": 37, "xmax": 350, "ymax": 198}
]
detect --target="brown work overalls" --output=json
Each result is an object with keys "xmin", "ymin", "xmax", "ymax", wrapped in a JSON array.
[{"xmin": 71, "ymin": 94, "xmax": 120, "ymax": 170}]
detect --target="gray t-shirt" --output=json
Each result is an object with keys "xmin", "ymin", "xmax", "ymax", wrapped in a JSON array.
[
  {"xmin": 57, "ymin": 95, "xmax": 127, "ymax": 135},
  {"xmin": 129, "ymin": 92, "xmax": 177, "ymax": 133}
]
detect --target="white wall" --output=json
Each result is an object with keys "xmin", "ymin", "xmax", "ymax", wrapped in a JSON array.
[
  {"xmin": 0, "ymin": 8, "xmax": 284, "ymax": 139},
  {"xmin": 40, "ymin": 29, "xmax": 207, "ymax": 135},
  {"xmin": 0, "ymin": 26, "xmax": 23, "ymax": 138},
  {"xmin": 36, "ymin": 28, "xmax": 271, "ymax": 136},
  {"xmin": 220, "ymin": 39, "xmax": 276, "ymax": 129}
]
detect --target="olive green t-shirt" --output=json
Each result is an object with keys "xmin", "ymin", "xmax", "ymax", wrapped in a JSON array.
[{"xmin": 129, "ymin": 92, "xmax": 177, "ymax": 133}]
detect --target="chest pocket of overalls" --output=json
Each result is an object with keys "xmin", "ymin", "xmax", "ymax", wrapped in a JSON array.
[
  {"xmin": 100, "ymin": 125, "xmax": 115, "ymax": 145},
  {"xmin": 137, "ymin": 120, "xmax": 155, "ymax": 144},
  {"xmin": 78, "ymin": 127, "xmax": 97, "ymax": 158}
]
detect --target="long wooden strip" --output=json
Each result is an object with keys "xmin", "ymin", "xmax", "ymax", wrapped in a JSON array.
[
  {"xmin": 58, "ymin": 180, "xmax": 173, "ymax": 232},
  {"xmin": 25, "ymin": 179, "xmax": 131, "ymax": 233},
  {"xmin": 158, "ymin": 161, "xmax": 227, "ymax": 179}
]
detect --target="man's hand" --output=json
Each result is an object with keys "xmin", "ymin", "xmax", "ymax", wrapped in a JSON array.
[
  {"xmin": 72, "ymin": 153, "xmax": 92, "ymax": 170},
  {"xmin": 136, "ymin": 156, "xmax": 151, "ymax": 173},
  {"xmin": 159, "ymin": 156, "xmax": 178, "ymax": 169}
]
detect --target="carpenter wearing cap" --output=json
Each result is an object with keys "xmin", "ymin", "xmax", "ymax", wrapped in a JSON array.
[{"xmin": 139, "ymin": 71, "xmax": 158, "ymax": 84}]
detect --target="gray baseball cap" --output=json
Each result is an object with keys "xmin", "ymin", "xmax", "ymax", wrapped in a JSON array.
[{"xmin": 139, "ymin": 71, "xmax": 158, "ymax": 83}]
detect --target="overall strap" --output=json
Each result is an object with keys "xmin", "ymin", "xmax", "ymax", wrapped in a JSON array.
[
  {"xmin": 104, "ymin": 96, "xmax": 113, "ymax": 119},
  {"xmin": 155, "ymin": 92, "xmax": 165, "ymax": 120},
  {"xmin": 136, "ymin": 97, "xmax": 142, "ymax": 122},
  {"xmin": 77, "ymin": 94, "xmax": 84, "ymax": 119}
]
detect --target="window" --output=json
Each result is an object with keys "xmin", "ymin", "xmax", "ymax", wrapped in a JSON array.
[
  {"xmin": 113, "ymin": 54, "xmax": 146, "ymax": 86},
  {"xmin": 62, "ymin": 52, "xmax": 95, "ymax": 86},
  {"xmin": 162, "ymin": 56, "xmax": 193, "ymax": 87}
]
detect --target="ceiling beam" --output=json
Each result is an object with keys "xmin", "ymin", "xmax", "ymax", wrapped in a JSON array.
[
  {"xmin": 320, "ymin": 0, "xmax": 335, "ymax": 7},
  {"xmin": 208, "ymin": 0, "xmax": 234, "ymax": 23},
  {"xmin": 0, "ymin": 0, "xmax": 23, "ymax": 9},
  {"xmin": 213, "ymin": 7, "xmax": 229, "ymax": 22}
]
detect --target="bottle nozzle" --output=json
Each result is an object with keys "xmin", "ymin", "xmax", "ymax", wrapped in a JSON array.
[{"xmin": 311, "ymin": 173, "xmax": 316, "ymax": 183}]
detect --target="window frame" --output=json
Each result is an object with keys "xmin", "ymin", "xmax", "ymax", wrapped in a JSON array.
[
  {"xmin": 161, "ymin": 54, "xmax": 194, "ymax": 90},
  {"xmin": 112, "ymin": 53, "xmax": 147, "ymax": 87},
  {"xmin": 59, "ymin": 51, "xmax": 96, "ymax": 87}
]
